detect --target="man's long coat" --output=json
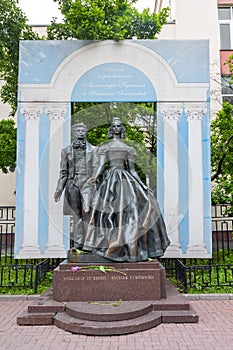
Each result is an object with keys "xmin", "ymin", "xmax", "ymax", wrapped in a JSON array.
[{"xmin": 55, "ymin": 142, "xmax": 96, "ymax": 215}]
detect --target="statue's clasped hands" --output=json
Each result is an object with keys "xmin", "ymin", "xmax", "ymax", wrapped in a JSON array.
[{"xmin": 86, "ymin": 177, "xmax": 97, "ymax": 186}]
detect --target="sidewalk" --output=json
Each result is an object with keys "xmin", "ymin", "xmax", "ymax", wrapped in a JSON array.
[{"xmin": 0, "ymin": 298, "xmax": 233, "ymax": 350}]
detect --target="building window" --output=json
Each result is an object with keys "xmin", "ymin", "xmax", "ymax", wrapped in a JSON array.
[
  {"xmin": 218, "ymin": 7, "xmax": 233, "ymax": 49},
  {"xmin": 222, "ymin": 75, "xmax": 233, "ymax": 103},
  {"xmin": 218, "ymin": 7, "xmax": 231, "ymax": 20}
]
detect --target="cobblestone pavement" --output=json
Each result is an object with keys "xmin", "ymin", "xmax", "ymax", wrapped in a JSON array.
[{"xmin": 0, "ymin": 299, "xmax": 233, "ymax": 350}]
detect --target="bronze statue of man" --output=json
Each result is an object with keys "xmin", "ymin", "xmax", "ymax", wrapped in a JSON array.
[{"xmin": 54, "ymin": 123, "xmax": 96, "ymax": 248}]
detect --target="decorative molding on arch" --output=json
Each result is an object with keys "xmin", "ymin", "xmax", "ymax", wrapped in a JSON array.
[{"xmin": 18, "ymin": 40, "xmax": 209, "ymax": 103}]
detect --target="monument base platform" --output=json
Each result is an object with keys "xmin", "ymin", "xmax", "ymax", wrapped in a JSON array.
[
  {"xmin": 53, "ymin": 259, "xmax": 167, "ymax": 301},
  {"xmin": 17, "ymin": 259, "xmax": 198, "ymax": 335}
]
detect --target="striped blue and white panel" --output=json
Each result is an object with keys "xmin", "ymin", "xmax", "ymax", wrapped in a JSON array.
[
  {"xmin": 157, "ymin": 102, "xmax": 211, "ymax": 257},
  {"xmin": 15, "ymin": 103, "xmax": 71, "ymax": 258}
]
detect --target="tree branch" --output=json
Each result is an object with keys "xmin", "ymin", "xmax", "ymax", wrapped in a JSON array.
[{"xmin": 211, "ymin": 134, "xmax": 233, "ymax": 181}]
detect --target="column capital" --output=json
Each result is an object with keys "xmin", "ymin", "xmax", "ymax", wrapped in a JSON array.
[
  {"xmin": 20, "ymin": 104, "xmax": 43, "ymax": 121},
  {"xmin": 185, "ymin": 103, "xmax": 207, "ymax": 121},
  {"xmin": 159, "ymin": 103, "xmax": 183, "ymax": 121},
  {"xmin": 44, "ymin": 103, "xmax": 69, "ymax": 120}
]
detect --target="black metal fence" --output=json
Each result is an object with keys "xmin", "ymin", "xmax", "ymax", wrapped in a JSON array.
[
  {"xmin": 162, "ymin": 204, "xmax": 233, "ymax": 293},
  {"xmin": 0, "ymin": 205, "xmax": 233, "ymax": 293},
  {"xmin": 0, "ymin": 206, "xmax": 62, "ymax": 293},
  {"xmin": 0, "ymin": 206, "xmax": 15, "ymax": 263},
  {"xmin": 0, "ymin": 259, "xmax": 50, "ymax": 293}
]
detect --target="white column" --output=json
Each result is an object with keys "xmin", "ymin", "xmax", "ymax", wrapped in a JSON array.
[
  {"xmin": 185, "ymin": 103, "xmax": 208, "ymax": 257},
  {"xmin": 44, "ymin": 104, "xmax": 69, "ymax": 257},
  {"xmin": 19, "ymin": 104, "xmax": 42, "ymax": 257},
  {"xmin": 160, "ymin": 103, "xmax": 182, "ymax": 257}
]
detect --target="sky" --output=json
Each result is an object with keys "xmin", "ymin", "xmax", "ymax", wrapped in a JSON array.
[{"xmin": 18, "ymin": 0, "xmax": 156, "ymax": 25}]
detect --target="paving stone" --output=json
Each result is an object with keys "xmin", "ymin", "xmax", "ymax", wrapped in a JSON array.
[{"xmin": 0, "ymin": 299, "xmax": 232, "ymax": 349}]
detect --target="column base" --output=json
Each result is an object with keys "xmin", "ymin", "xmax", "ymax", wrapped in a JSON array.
[
  {"xmin": 44, "ymin": 245, "xmax": 67, "ymax": 258},
  {"xmin": 186, "ymin": 245, "xmax": 209, "ymax": 258},
  {"xmin": 18, "ymin": 245, "xmax": 41, "ymax": 258},
  {"xmin": 163, "ymin": 243, "xmax": 182, "ymax": 257}
]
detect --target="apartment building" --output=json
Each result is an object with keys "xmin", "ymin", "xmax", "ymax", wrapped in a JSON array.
[
  {"xmin": 218, "ymin": 0, "xmax": 233, "ymax": 103},
  {"xmin": 155, "ymin": 0, "xmax": 222, "ymax": 118}
]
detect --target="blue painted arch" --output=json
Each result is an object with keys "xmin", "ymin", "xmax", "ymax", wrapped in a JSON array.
[{"xmin": 71, "ymin": 62, "xmax": 157, "ymax": 102}]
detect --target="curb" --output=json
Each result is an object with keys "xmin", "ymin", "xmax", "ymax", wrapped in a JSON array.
[
  {"xmin": 184, "ymin": 294, "xmax": 233, "ymax": 300},
  {"xmin": 0, "ymin": 294, "xmax": 233, "ymax": 301},
  {"xmin": 0, "ymin": 294, "xmax": 41, "ymax": 300}
]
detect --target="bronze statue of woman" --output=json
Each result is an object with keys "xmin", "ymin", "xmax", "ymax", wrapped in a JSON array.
[{"xmin": 82, "ymin": 117, "xmax": 170, "ymax": 262}]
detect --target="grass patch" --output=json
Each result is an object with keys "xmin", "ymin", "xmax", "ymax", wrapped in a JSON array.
[
  {"xmin": 167, "ymin": 249, "xmax": 233, "ymax": 294},
  {"xmin": 0, "ymin": 272, "xmax": 53, "ymax": 295},
  {"xmin": 0, "ymin": 256, "xmax": 53, "ymax": 295},
  {"xmin": 1, "ymin": 251, "xmax": 233, "ymax": 295}
]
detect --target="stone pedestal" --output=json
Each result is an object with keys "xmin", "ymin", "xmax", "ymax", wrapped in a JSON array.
[
  {"xmin": 17, "ymin": 258, "xmax": 198, "ymax": 335},
  {"xmin": 52, "ymin": 260, "xmax": 166, "ymax": 302}
]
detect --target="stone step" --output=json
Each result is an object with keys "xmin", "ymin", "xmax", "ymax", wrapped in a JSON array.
[
  {"xmin": 161, "ymin": 306, "xmax": 198, "ymax": 323},
  {"xmin": 53, "ymin": 310, "xmax": 162, "ymax": 335},
  {"xmin": 28, "ymin": 300, "xmax": 65, "ymax": 314},
  {"xmin": 16, "ymin": 276, "xmax": 198, "ymax": 335},
  {"xmin": 65, "ymin": 301, "xmax": 153, "ymax": 321},
  {"xmin": 17, "ymin": 311, "xmax": 54, "ymax": 326}
]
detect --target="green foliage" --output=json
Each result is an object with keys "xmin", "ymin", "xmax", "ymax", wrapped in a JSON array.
[
  {"xmin": 167, "ymin": 277, "xmax": 186, "ymax": 293},
  {"xmin": 186, "ymin": 265, "xmax": 233, "ymax": 294},
  {"xmin": 224, "ymin": 53, "xmax": 233, "ymax": 86},
  {"xmin": 0, "ymin": 256, "xmax": 53, "ymax": 295},
  {"xmin": 0, "ymin": 119, "xmax": 17, "ymax": 173},
  {"xmin": 0, "ymin": 0, "xmax": 168, "ymax": 170},
  {"xmin": 48, "ymin": 0, "xmax": 169, "ymax": 41},
  {"xmin": 2, "ymin": 251, "xmax": 233, "ymax": 294},
  {"xmin": 0, "ymin": 271, "xmax": 53, "ymax": 295},
  {"xmin": 0, "ymin": 0, "xmax": 169, "ymax": 115},
  {"xmin": 173, "ymin": 250, "xmax": 233, "ymax": 294},
  {"xmin": 211, "ymin": 102, "xmax": 233, "ymax": 211},
  {"xmin": 0, "ymin": 0, "xmax": 39, "ymax": 115}
]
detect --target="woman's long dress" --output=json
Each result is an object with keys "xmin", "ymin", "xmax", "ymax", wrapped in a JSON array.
[{"xmin": 82, "ymin": 139, "xmax": 170, "ymax": 262}]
